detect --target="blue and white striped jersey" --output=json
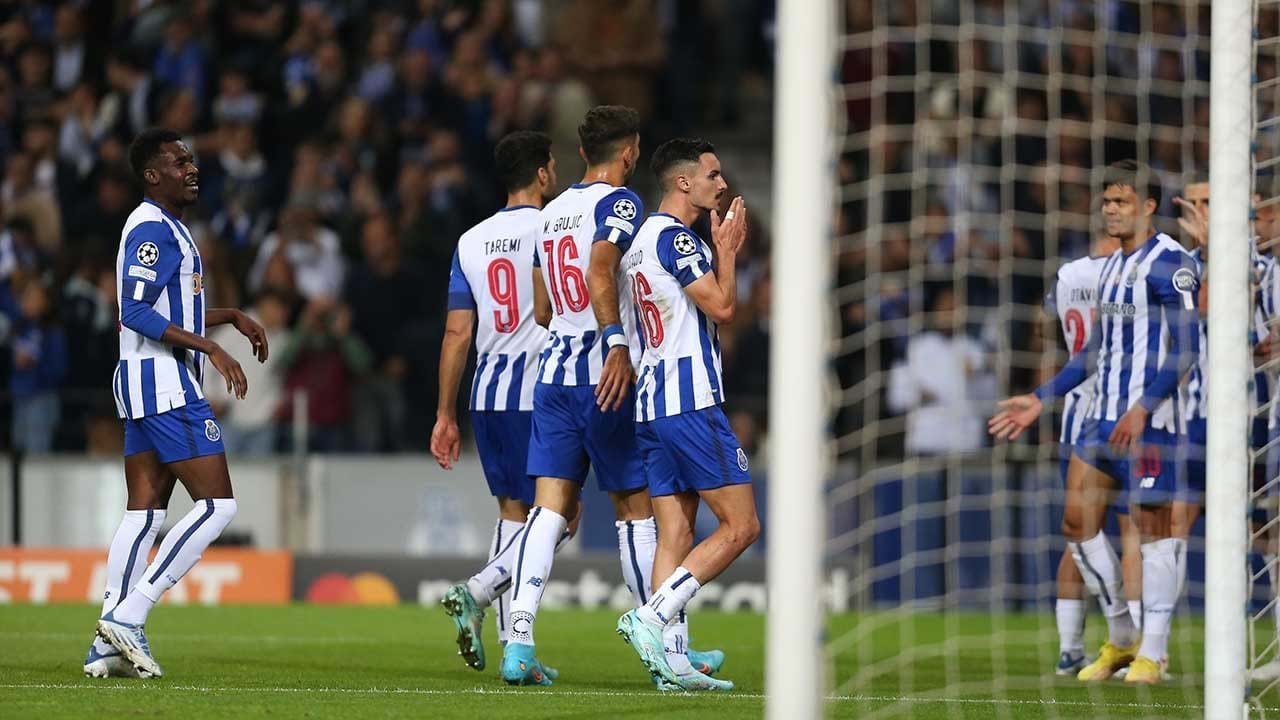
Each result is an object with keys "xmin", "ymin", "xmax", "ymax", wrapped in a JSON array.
[
  {"xmin": 1090, "ymin": 232, "xmax": 1200, "ymax": 432},
  {"xmin": 1044, "ymin": 254, "xmax": 1108, "ymax": 444},
  {"xmin": 1259, "ymin": 256, "xmax": 1280, "ymax": 431},
  {"xmin": 113, "ymin": 199, "xmax": 206, "ymax": 419},
  {"xmin": 1184, "ymin": 244, "xmax": 1272, "ymax": 424},
  {"xmin": 533, "ymin": 181, "xmax": 644, "ymax": 386},
  {"xmin": 623, "ymin": 214, "xmax": 724, "ymax": 422},
  {"xmin": 447, "ymin": 205, "xmax": 549, "ymax": 412}
]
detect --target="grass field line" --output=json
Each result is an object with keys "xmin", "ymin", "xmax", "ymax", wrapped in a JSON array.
[
  {"xmin": 0, "ymin": 682, "xmax": 1207, "ymax": 709},
  {"xmin": 0, "ymin": 630, "xmax": 393, "ymax": 645}
]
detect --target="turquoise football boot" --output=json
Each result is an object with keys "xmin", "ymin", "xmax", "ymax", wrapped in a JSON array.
[
  {"xmin": 657, "ymin": 667, "xmax": 735, "ymax": 692},
  {"xmin": 500, "ymin": 641, "xmax": 554, "ymax": 686},
  {"xmin": 617, "ymin": 610, "xmax": 679, "ymax": 684},
  {"xmin": 687, "ymin": 648, "xmax": 725, "ymax": 676},
  {"xmin": 441, "ymin": 584, "xmax": 486, "ymax": 671}
]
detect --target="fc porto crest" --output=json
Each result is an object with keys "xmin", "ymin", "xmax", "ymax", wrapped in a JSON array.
[{"xmin": 204, "ymin": 419, "xmax": 221, "ymax": 442}]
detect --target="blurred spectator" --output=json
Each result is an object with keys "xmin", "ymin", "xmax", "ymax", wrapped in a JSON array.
[
  {"xmin": 345, "ymin": 212, "xmax": 432, "ymax": 452},
  {"xmin": 212, "ymin": 66, "xmax": 263, "ymax": 126},
  {"xmin": 57, "ymin": 256, "xmax": 116, "ymax": 450},
  {"xmin": 50, "ymin": 4, "xmax": 88, "ymax": 92},
  {"xmin": 152, "ymin": 12, "xmax": 210, "ymax": 107},
  {"xmin": 58, "ymin": 82, "xmax": 112, "ymax": 182},
  {"xmin": 249, "ymin": 196, "xmax": 345, "ymax": 301},
  {"xmin": 555, "ymin": 0, "xmax": 664, "ymax": 125},
  {"xmin": 104, "ymin": 50, "xmax": 165, "ymax": 141},
  {"xmin": 278, "ymin": 298, "xmax": 373, "ymax": 453},
  {"xmin": 8, "ymin": 280, "xmax": 66, "ymax": 453},
  {"xmin": 0, "ymin": 217, "xmax": 40, "ymax": 281},
  {"xmin": 206, "ymin": 289, "xmax": 292, "ymax": 456},
  {"xmin": 887, "ymin": 285, "xmax": 993, "ymax": 455},
  {"xmin": 3, "ymin": 150, "xmax": 61, "ymax": 255}
]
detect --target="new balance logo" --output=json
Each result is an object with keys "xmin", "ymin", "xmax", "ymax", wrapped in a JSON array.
[{"xmin": 526, "ymin": 576, "xmax": 543, "ymax": 587}]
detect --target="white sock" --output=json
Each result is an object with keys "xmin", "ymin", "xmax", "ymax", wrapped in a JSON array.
[
  {"xmin": 466, "ymin": 519, "xmax": 525, "ymax": 607},
  {"xmin": 1070, "ymin": 532, "xmax": 1137, "ymax": 647},
  {"xmin": 1055, "ymin": 598, "xmax": 1085, "ymax": 655},
  {"xmin": 637, "ymin": 566, "xmax": 701, "ymax": 627},
  {"xmin": 111, "ymin": 499, "xmax": 237, "ymax": 625},
  {"xmin": 1138, "ymin": 538, "xmax": 1183, "ymax": 662},
  {"xmin": 506, "ymin": 506, "xmax": 567, "ymax": 646},
  {"xmin": 664, "ymin": 610, "xmax": 694, "ymax": 674},
  {"xmin": 1128, "ymin": 600, "xmax": 1143, "ymax": 633},
  {"xmin": 94, "ymin": 509, "xmax": 165, "ymax": 653},
  {"xmin": 472, "ymin": 519, "xmax": 523, "ymax": 645},
  {"xmin": 616, "ymin": 517, "xmax": 657, "ymax": 607}
]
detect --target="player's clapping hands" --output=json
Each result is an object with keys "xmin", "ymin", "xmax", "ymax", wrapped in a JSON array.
[
  {"xmin": 988, "ymin": 394, "xmax": 1044, "ymax": 441},
  {"xmin": 711, "ymin": 196, "xmax": 747, "ymax": 256}
]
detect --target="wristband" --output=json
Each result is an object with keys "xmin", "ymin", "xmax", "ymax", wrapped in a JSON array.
[{"xmin": 603, "ymin": 324, "xmax": 627, "ymax": 349}]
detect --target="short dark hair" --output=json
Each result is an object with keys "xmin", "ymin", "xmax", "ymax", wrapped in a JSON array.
[
  {"xmin": 1101, "ymin": 159, "xmax": 1162, "ymax": 207},
  {"xmin": 650, "ymin": 137, "xmax": 716, "ymax": 188},
  {"xmin": 128, "ymin": 128, "xmax": 184, "ymax": 182},
  {"xmin": 494, "ymin": 130, "xmax": 552, "ymax": 192},
  {"xmin": 578, "ymin": 105, "xmax": 640, "ymax": 165}
]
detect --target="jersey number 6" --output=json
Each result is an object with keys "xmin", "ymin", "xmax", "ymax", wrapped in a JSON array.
[{"xmin": 631, "ymin": 271, "xmax": 664, "ymax": 348}]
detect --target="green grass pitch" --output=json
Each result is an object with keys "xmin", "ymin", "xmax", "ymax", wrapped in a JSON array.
[{"xmin": 0, "ymin": 604, "xmax": 1270, "ymax": 718}]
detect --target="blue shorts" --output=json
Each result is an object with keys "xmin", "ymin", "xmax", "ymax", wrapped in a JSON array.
[
  {"xmin": 638, "ymin": 406, "xmax": 751, "ymax": 496},
  {"xmin": 471, "ymin": 410, "xmax": 535, "ymax": 505},
  {"xmin": 1072, "ymin": 417, "xmax": 1183, "ymax": 506},
  {"xmin": 1184, "ymin": 417, "xmax": 1207, "ymax": 501},
  {"xmin": 123, "ymin": 399, "xmax": 225, "ymax": 464},
  {"xmin": 526, "ymin": 383, "xmax": 645, "ymax": 492}
]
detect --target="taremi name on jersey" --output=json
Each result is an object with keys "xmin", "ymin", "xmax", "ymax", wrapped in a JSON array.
[
  {"xmin": 114, "ymin": 198, "xmax": 224, "ymax": 461},
  {"xmin": 623, "ymin": 212, "xmax": 749, "ymax": 495}
]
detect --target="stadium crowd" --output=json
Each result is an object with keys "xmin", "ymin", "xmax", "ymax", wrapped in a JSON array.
[{"xmin": 0, "ymin": 0, "xmax": 775, "ymax": 455}]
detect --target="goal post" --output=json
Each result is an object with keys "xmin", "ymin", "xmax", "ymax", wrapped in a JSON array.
[
  {"xmin": 1206, "ymin": 0, "xmax": 1254, "ymax": 716},
  {"xmin": 765, "ymin": 0, "xmax": 837, "ymax": 717}
]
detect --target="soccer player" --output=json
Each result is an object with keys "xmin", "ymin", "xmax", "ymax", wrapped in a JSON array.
[
  {"xmin": 432, "ymin": 131, "xmax": 556, "ymax": 673},
  {"xmin": 86, "ymin": 128, "xmax": 267, "ymax": 678},
  {"xmin": 497, "ymin": 105, "xmax": 657, "ymax": 685},
  {"xmin": 614, "ymin": 138, "xmax": 759, "ymax": 691},
  {"xmin": 1041, "ymin": 232, "xmax": 1146, "ymax": 676},
  {"xmin": 990, "ymin": 160, "xmax": 1200, "ymax": 684}
]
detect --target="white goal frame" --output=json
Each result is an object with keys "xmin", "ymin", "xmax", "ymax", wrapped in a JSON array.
[{"xmin": 765, "ymin": 0, "xmax": 836, "ymax": 718}]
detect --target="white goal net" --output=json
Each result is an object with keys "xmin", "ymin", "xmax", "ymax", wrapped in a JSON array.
[{"xmin": 766, "ymin": 0, "xmax": 1276, "ymax": 717}]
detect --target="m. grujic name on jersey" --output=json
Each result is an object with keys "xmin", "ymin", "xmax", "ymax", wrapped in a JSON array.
[{"xmin": 545, "ymin": 214, "xmax": 583, "ymax": 233}]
